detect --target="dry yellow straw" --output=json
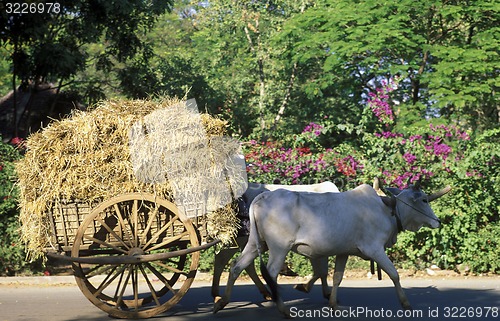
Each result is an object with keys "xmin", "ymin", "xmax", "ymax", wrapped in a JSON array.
[{"xmin": 16, "ymin": 98, "xmax": 241, "ymax": 260}]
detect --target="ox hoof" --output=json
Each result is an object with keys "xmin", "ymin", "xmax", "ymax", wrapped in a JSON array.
[
  {"xmin": 213, "ymin": 297, "xmax": 227, "ymax": 314},
  {"xmin": 403, "ymin": 303, "xmax": 413, "ymax": 311},
  {"xmin": 328, "ymin": 301, "xmax": 340, "ymax": 311},
  {"xmin": 261, "ymin": 292, "xmax": 273, "ymax": 301},
  {"xmin": 293, "ymin": 284, "xmax": 309, "ymax": 293}
]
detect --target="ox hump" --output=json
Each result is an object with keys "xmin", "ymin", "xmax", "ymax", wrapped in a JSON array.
[{"xmin": 350, "ymin": 184, "xmax": 380, "ymax": 198}]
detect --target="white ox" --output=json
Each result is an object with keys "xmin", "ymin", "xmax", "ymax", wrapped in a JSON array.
[
  {"xmin": 214, "ymin": 180, "xmax": 451, "ymax": 317},
  {"xmin": 211, "ymin": 181, "xmax": 339, "ymax": 303}
]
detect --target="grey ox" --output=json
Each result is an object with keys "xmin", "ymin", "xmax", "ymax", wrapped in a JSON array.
[
  {"xmin": 211, "ymin": 181, "xmax": 339, "ymax": 304},
  {"xmin": 214, "ymin": 179, "xmax": 451, "ymax": 317}
]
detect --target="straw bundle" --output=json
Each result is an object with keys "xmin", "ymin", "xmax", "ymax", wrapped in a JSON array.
[{"xmin": 16, "ymin": 98, "xmax": 244, "ymax": 260}]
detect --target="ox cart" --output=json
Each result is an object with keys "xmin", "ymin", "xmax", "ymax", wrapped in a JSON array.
[
  {"xmin": 18, "ymin": 99, "xmax": 245, "ymax": 319},
  {"xmin": 46, "ymin": 193, "xmax": 221, "ymax": 319}
]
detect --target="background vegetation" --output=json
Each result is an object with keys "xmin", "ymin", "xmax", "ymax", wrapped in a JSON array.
[{"xmin": 0, "ymin": 0, "xmax": 498, "ymax": 275}]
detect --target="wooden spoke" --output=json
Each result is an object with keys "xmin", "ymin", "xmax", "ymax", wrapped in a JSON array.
[
  {"xmin": 84, "ymin": 263, "xmax": 116, "ymax": 279},
  {"xmin": 115, "ymin": 265, "xmax": 133, "ymax": 309},
  {"xmin": 139, "ymin": 207, "xmax": 158, "ymax": 248},
  {"xmin": 151, "ymin": 260, "xmax": 187, "ymax": 276},
  {"xmin": 145, "ymin": 262, "xmax": 177, "ymax": 295},
  {"xmin": 146, "ymin": 230, "xmax": 190, "ymax": 252},
  {"xmin": 132, "ymin": 199, "xmax": 139, "ymax": 247},
  {"xmin": 83, "ymin": 235, "xmax": 128, "ymax": 254},
  {"xmin": 139, "ymin": 265, "xmax": 161, "ymax": 307},
  {"xmin": 132, "ymin": 265, "xmax": 139, "ymax": 311},
  {"xmin": 113, "ymin": 265, "xmax": 127, "ymax": 300},
  {"xmin": 94, "ymin": 264, "xmax": 128, "ymax": 298},
  {"xmin": 142, "ymin": 214, "xmax": 179, "ymax": 250},
  {"xmin": 95, "ymin": 216, "xmax": 131, "ymax": 250},
  {"xmin": 114, "ymin": 204, "xmax": 133, "ymax": 246}
]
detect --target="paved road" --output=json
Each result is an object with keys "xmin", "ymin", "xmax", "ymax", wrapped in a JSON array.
[{"xmin": 0, "ymin": 275, "xmax": 499, "ymax": 321}]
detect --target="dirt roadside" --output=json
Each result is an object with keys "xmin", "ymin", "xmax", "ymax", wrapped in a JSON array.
[{"xmin": 0, "ymin": 269, "xmax": 497, "ymax": 288}]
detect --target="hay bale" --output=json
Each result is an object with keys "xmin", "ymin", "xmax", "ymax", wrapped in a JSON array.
[{"xmin": 16, "ymin": 98, "xmax": 243, "ymax": 260}]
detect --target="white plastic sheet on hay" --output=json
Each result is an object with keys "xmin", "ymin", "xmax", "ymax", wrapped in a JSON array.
[{"xmin": 129, "ymin": 99, "xmax": 247, "ymax": 218}]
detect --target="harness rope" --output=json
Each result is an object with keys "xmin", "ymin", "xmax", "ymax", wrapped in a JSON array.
[
  {"xmin": 392, "ymin": 195, "xmax": 441, "ymax": 232},
  {"xmin": 373, "ymin": 191, "xmax": 441, "ymax": 280}
]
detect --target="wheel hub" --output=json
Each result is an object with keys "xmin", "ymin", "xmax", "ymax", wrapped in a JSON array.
[{"xmin": 128, "ymin": 247, "xmax": 145, "ymax": 256}]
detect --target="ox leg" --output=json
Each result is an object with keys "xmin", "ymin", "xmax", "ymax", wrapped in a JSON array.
[
  {"xmin": 294, "ymin": 275, "xmax": 318, "ymax": 294},
  {"xmin": 213, "ymin": 241, "xmax": 259, "ymax": 314},
  {"xmin": 236, "ymin": 236, "xmax": 272, "ymax": 301},
  {"xmin": 265, "ymin": 250, "xmax": 291, "ymax": 318},
  {"xmin": 245, "ymin": 260, "xmax": 273, "ymax": 301},
  {"xmin": 329, "ymin": 254, "xmax": 348, "ymax": 310},
  {"xmin": 316, "ymin": 257, "xmax": 331, "ymax": 300},
  {"xmin": 294, "ymin": 257, "xmax": 330, "ymax": 300},
  {"xmin": 213, "ymin": 237, "xmax": 271, "ymax": 301},
  {"xmin": 211, "ymin": 246, "xmax": 238, "ymax": 301},
  {"xmin": 371, "ymin": 251, "xmax": 412, "ymax": 310}
]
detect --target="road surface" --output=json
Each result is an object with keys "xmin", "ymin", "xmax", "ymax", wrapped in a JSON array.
[{"xmin": 0, "ymin": 274, "xmax": 499, "ymax": 321}]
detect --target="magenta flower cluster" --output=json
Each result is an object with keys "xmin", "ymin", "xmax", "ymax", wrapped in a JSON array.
[
  {"xmin": 368, "ymin": 78, "xmax": 398, "ymax": 125},
  {"xmin": 375, "ymin": 131, "xmax": 403, "ymax": 139},
  {"xmin": 244, "ymin": 141, "xmax": 362, "ymax": 184},
  {"xmin": 372, "ymin": 118, "xmax": 472, "ymax": 188},
  {"xmin": 403, "ymin": 152, "xmax": 417, "ymax": 164},
  {"xmin": 243, "ymin": 77, "xmax": 476, "ymax": 191},
  {"xmin": 302, "ymin": 122, "xmax": 323, "ymax": 136}
]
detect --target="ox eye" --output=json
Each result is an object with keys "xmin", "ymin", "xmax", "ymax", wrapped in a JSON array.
[{"xmin": 422, "ymin": 198, "xmax": 428, "ymax": 203}]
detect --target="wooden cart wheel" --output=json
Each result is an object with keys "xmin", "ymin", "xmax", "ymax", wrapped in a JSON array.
[{"xmin": 71, "ymin": 193, "xmax": 200, "ymax": 319}]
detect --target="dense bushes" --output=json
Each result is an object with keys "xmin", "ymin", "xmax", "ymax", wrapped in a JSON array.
[
  {"xmin": 0, "ymin": 138, "xmax": 42, "ymax": 275},
  {"xmin": 1, "ymin": 83, "xmax": 498, "ymax": 275},
  {"xmin": 243, "ymin": 82, "xmax": 499, "ymax": 274}
]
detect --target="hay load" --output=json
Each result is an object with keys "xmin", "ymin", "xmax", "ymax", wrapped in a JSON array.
[{"xmin": 16, "ymin": 98, "xmax": 245, "ymax": 260}]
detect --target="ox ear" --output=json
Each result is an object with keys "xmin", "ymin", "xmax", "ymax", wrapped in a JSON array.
[
  {"xmin": 386, "ymin": 187, "xmax": 402, "ymax": 196},
  {"xmin": 381, "ymin": 196, "xmax": 396, "ymax": 207},
  {"xmin": 414, "ymin": 176, "xmax": 422, "ymax": 189},
  {"xmin": 428, "ymin": 185, "xmax": 452, "ymax": 202}
]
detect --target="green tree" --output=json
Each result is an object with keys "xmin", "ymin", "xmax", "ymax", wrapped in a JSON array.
[
  {"xmin": 187, "ymin": 0, "xmax": 322, "ymax": 138},
  {"xmin": 0, "ymin": 0, "xmax": 174, "ymax": 133},
  {"xmin": 0, "ymin": 45, "xmax": 12, "ymax": 95},
  {"xmin": 277, "ymin": 0, "xmax": 499, "ymax": 133},
  {"xmin": 117, "ymin": 4, "xmax": 218, "ymax": 108}
]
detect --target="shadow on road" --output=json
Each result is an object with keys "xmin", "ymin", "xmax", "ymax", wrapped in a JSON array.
[{"xmin": 63, "ymin": 283, "xmax": 500, "ymax": 321}]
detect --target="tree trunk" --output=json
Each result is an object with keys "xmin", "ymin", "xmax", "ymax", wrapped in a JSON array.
[
  {"xmin": 244, "ymin": 20, "xmax": 266, "ymax": 137},
  {"xmin": 264, "ymin": 62, "xmax": 298, "ymax": 142},
  {"xmin": 12, "ymin": 42, "xmax": 18, "ymax": 139}
]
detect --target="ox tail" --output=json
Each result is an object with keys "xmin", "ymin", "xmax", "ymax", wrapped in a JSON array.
[{"xmin": 249, "ymin": 192, "xmax": 279, "ymax": 303}]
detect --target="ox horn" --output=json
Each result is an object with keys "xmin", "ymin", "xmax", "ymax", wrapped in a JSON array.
[
  {"xmin": 373, "ymin": 177, "xmax": 387, "ymax": 196},
  {"xmin": 428, "ymin": 185, "xmax": 452, "ymax": 202}
]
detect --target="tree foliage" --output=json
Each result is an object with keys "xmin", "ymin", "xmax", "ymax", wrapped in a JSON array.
[
  {"xmin": 0, "ymin": 138, "xmax": 42, "ymax": 275},
  {"xmin": 0, "ymin": 0, "xmax": 174, "ymax": 99},
  {"xmin": 123, "ymin": 0, "xmax": 498, "ymax": 141},
  {"xmin": 277, "ymin": 0, "xmax": 499, "ymax": 132}
]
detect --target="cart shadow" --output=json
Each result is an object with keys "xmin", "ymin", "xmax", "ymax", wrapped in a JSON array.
[{"xmin": 66, "ymin": 283, "xmax": 500, "ymax": 321}]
